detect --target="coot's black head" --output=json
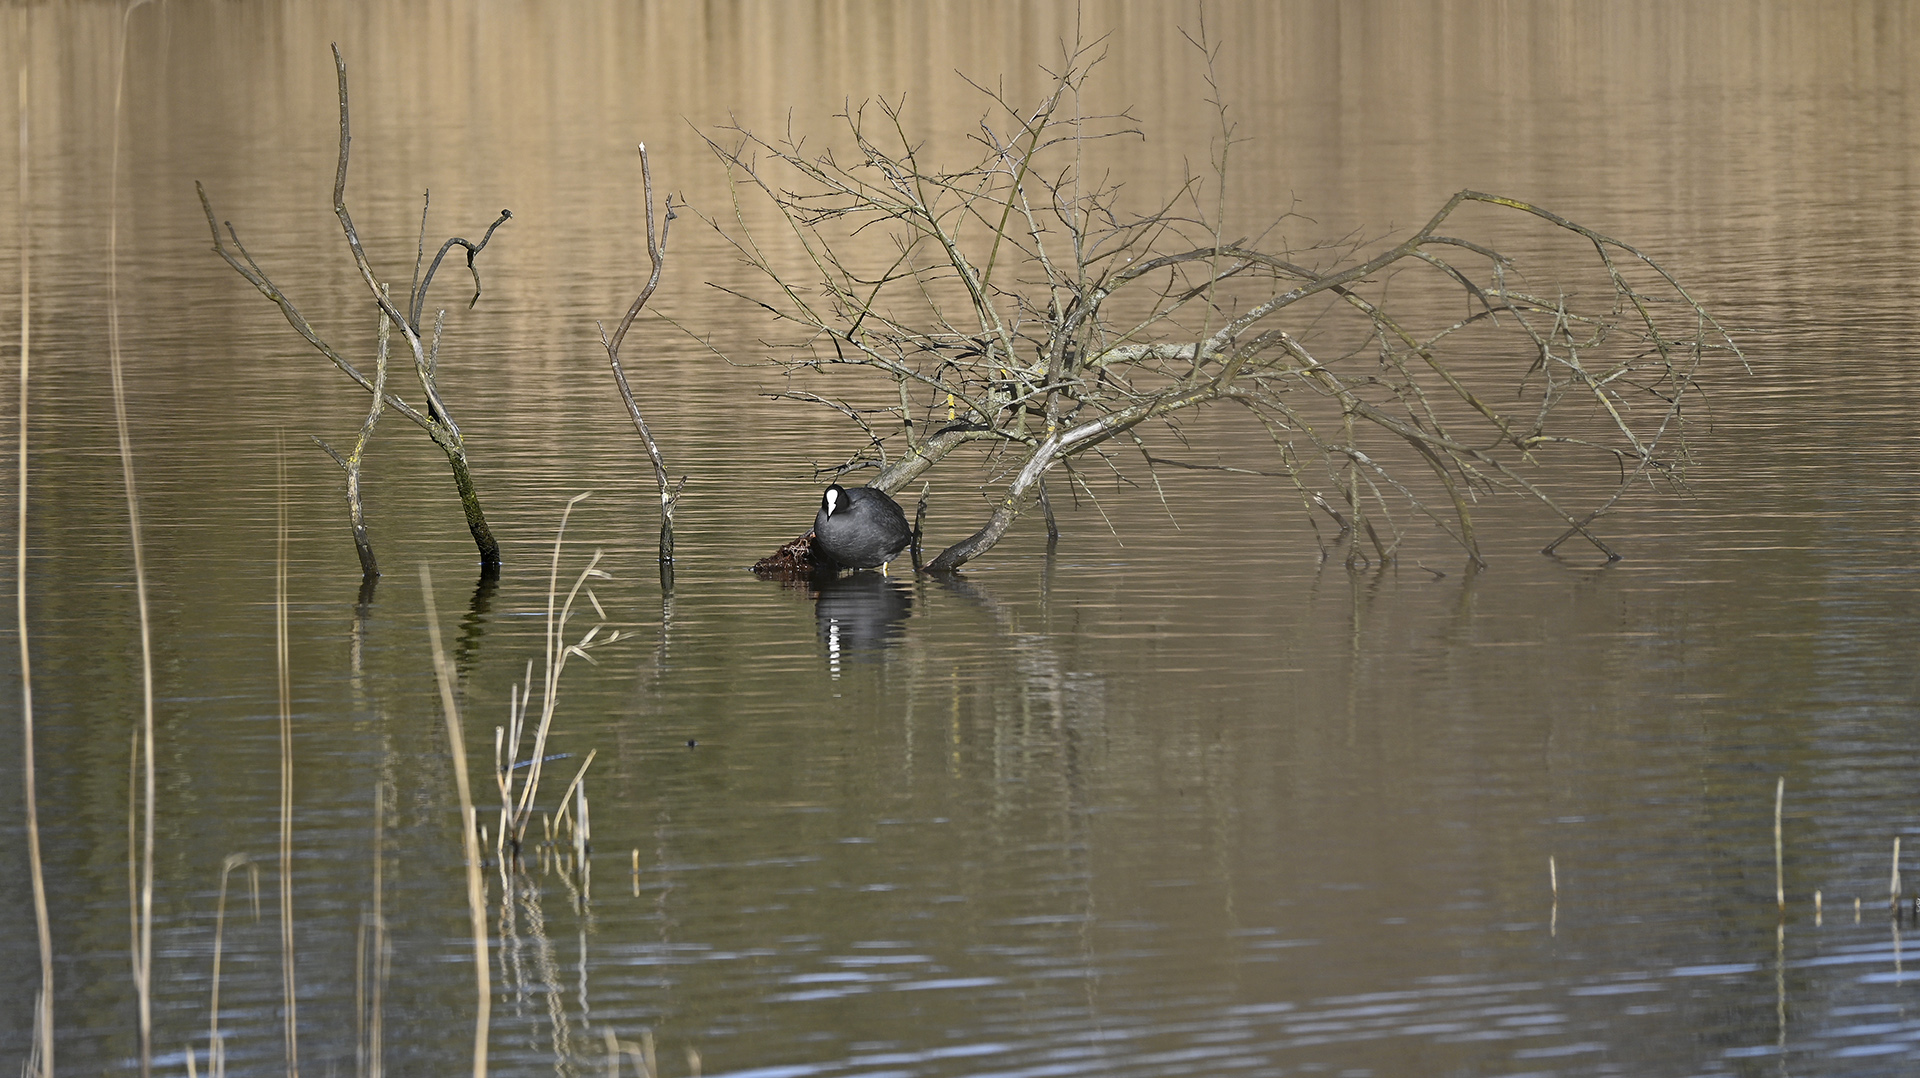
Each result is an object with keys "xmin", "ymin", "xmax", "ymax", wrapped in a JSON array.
[{"xmin": 821, "ymin": 483, "xmax": 849, "ymax": 518}]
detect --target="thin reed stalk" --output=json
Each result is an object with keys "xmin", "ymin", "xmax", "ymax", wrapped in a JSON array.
[
  {"xmin": 17, "ymin": 61, "xmax": 55, "ymax": 1078},
  {"xmin": 275, "ymin": 438, "xmax": 298, "ymax": 1077},
  {"xmin": 1774, "ymin": 778, "xmax": 1785, "ymax": 915},
  {"xmin": 1892, "ymin": 836, "xmax": 1903, "ymax": 913},
  {"xmin": 356, "ymin": 781, "xmax": 387, "ymax": 1078},
  {"xmin": 1548, "ymin": 854, "xmax": 1557, "ymax": 938},
  {"xmin": 519, "ymin": 495, "xmax": 591, "ymax": 828},
  {"xmin": 105, "ymin": 5, "xmax": 159, "ymax": 1072},
  {"xmin": 421, "ymin": 564, "xmax": 491, "ymax": 1078},
  {"xmin": 370, "ymin": 781, "xmax": 386, "ymax": 1078}
]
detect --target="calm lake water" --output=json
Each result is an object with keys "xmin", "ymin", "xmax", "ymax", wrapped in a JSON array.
[{"xmin": 5, "ymin": 2, "xmax": 1920, "ymax": 1076}]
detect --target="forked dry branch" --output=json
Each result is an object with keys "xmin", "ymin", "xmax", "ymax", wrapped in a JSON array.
[
  {"xmin": 600, "ymin": 143, "xmax": 687, "ymax": 577},
  {"xmin": 718, "ymin": 36, "xmax": 1741, "ymax": 571},
  {"xmin": 198, "ymin": 44, "xmax": 511, "ymax": 573}
]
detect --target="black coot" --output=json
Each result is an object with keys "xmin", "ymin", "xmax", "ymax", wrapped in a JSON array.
[{"xmin": 814, "ymin": 484, "xmax": 912, "ymax": 570}]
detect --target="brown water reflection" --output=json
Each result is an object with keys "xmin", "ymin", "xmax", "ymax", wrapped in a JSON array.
[{"xmin": 5, "ymin": 2, "xmax": 1920, "ymax": 1076}]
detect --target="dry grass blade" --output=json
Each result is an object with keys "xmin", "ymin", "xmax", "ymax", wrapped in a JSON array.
[
  {"xmin": 275, "ymin": 437, "xmax": 298, "ymax": 1077},
  {"xmin": 1774, "ymin": 778, "xmax": 1785, "ymax": 916},
  {"xmin": 503, "ymin": 494, "xmax": 616, "ymax": 853},
  {"xmin": 17, "ymin": 60, "xmax": 55, "ymax": 1078},
  {"xmin": 420, "ymin": 563, "xmax": 491, "ymax": 1078},
  {"xmin": 104, "ymin": 4, "xmax": 160, "ymax": 1073}
]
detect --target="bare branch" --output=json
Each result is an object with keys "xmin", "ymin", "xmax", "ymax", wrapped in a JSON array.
[
  {"xmin": 603, "ymin": 143, "xmax": 682, "ymax": 569},
  {"xmin": 715, "ymin": 36, "xmax": 1736, "ymax": 573}
]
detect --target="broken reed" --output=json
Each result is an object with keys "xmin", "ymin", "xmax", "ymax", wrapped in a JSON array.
[
  {"xmin": 1758, "ymin": 772, "xmax": 1912, "ymax": 926},
  {"xmin": 1551, "ymin": 780, "xmax": 1917, "ymax": 929}
]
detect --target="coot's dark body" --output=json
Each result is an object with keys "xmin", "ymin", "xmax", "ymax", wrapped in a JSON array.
[{"xmin": 814, "ymin": 484, "xmax": 912, "ymax": 570}]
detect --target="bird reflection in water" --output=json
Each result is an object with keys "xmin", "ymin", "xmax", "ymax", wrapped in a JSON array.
[{"xmin": 813, "ymin": 571, "xmax": 914, "ymax": 677}]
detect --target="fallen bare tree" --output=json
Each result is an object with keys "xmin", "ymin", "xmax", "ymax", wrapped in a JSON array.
[
  {"xmin": 722, "ymin": 36, "xmax": 1740, "ymax": 574},
  {"xmin": 198, "ymin": 44, "xmax": 510, "ymax": 575}
]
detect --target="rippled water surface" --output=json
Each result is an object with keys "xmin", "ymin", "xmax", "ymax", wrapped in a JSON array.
[{"xmin": 5, "ymin": 3, "xmax": 1920, "ymax": 1076}]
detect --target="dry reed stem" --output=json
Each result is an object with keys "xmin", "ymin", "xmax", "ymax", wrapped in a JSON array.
[
  {"xmin": 420, "ymin": 563, "xmax": 491, "ymax": 1078},
  {"xmin": 1548, "ymin": 854, "xmax": 1558, "ymax": 937},
  {"xmin": 1892, "ymin": 837, "xmax": 1903, "ymax": 912},
  {"xmin": 1774, "ymin": 778, "xmax": 1785, "ymax": 915},
  {"xmin": 17, "ymin": 60, "xmax": 55, "ymax": 1078},
  {"xmin": 106, "ymin": 5, "xmax": 159, "ymax": 1072},
  {"xmin": 275, "ymin": 438, "xmax": 299, "ymax": 1077},
  {"xmin": 575, "ymin": 780, "xmax": 590, "ymax": 875},
  {"xmin": 521, "ymin": 494, "xmax": 593, "ymax": 822},
  {"xmin": 356, "ymin": 781, "xmax": 387, "ymax": 1078}
]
